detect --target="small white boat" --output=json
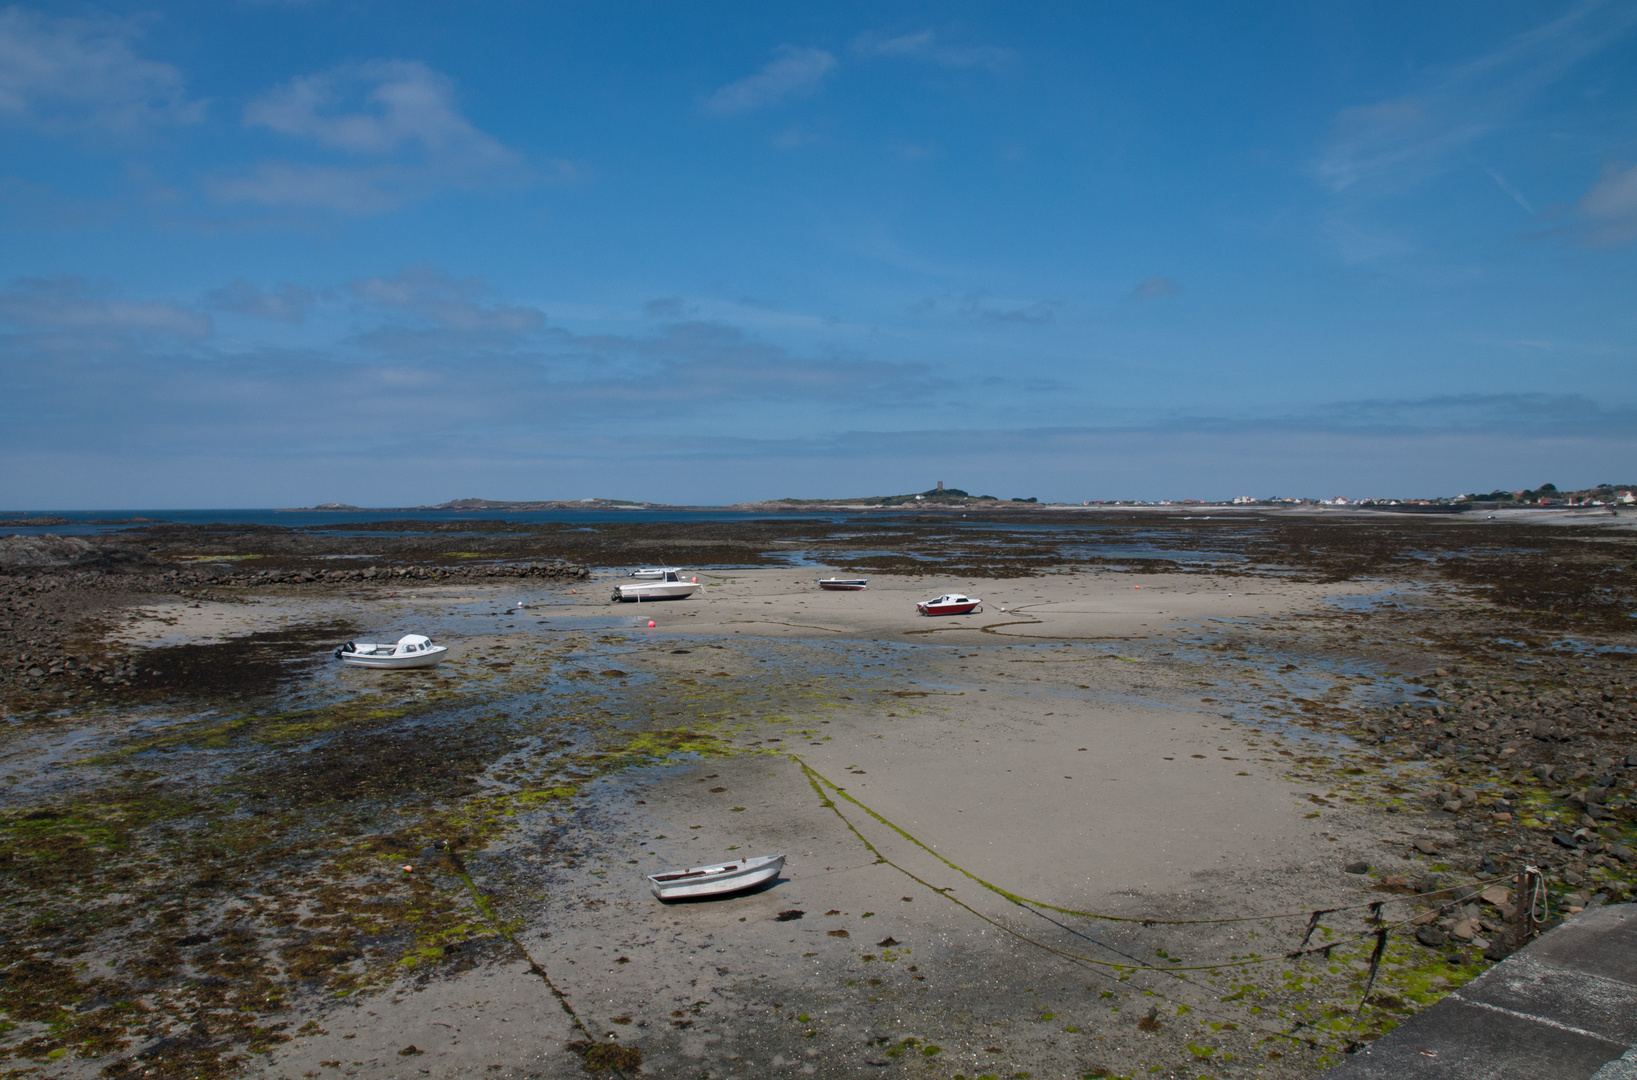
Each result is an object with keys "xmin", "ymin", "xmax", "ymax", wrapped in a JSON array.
[
  {"xmin": 612, "ymin": 569, "xmax": 700, "ymax": 602},
  {"xmin": 817, "ymin": 578, "xmax": 868, "ymax": 591},
  {"xmin": 629, "ymin": 566, "xmax": 677, "ymax": 579},
  {"xmin": 334, "ymin": 634, "xmax": 448, "ymax": 669},
  {"xmin": 917, "ymin": 593, "xmax": 982, "ymax": 616},
  {"xmin": 648, "ymin": 853, "xmax": 785, "ymax": 901}
]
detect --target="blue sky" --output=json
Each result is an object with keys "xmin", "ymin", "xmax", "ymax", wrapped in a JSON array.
[{"xmin": 2, "ymin": 1, "xmax": 1635, "ymax": 507}]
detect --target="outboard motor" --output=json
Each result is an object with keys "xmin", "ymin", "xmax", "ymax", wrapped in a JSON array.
[{"xmin": 333, "ymin": 641, "xmax": 356, "ymax": 659}]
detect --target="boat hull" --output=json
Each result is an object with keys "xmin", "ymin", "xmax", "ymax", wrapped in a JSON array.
[
  {"xmin": 339, "ymin": 646, "xmax": 448, "ymax": 669},
  {"xmin": 818, "ymin": 579, "xmax": 868, "ymax": 591},
  {"xmin": 648, "ymin": 854, "xmax": 785, "ymax": 901},
  {"xmin": 917, "ymin": 602, "xmax": 981, "ymax": 616},
  {"xmin": 612, "ymin": 583, "xmax": 699, "ymax": 602}
]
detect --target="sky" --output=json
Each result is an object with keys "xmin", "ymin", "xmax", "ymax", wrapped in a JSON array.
[{"xmin": 1, "ymin": 1, "xmax": 1635, "ymax": 508}]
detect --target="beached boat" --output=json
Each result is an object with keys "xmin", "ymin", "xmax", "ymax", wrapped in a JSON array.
[
  {"xmin": 648, "ymin": 853, "xmax": 785, "ymax": 901},
  {"xmin": 334, "ymin": 634, "xmax": 448, "ymax": 669},
  {"xmin": 817, "ymin": 578, "xmax": 868, "ymax": 591},
  {"xmin": 629, "ymin": 566, "xmax": 675, "ymax": 579},
  {"xmin": 917, "ymin": 593, "xmax": 982, "ymax": 616},
  {"xmin": 612, "ymin": 569, "xmax": 700, "ymax": 602}
]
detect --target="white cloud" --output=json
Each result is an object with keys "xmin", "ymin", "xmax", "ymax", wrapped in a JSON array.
[
  {"xmin": 1314, "ymin": 3, "xmax": 1637, "ymax": 193},
  {"xmin": 244, "ymin": 59, "xmax": 509, "ymax": 164},
  {"xmin": 204, "ymin": 160, "xmax": 409, "ymax": 213},
  {"xmin": 206, "ymin": 280, "xmax": 319, "ymax": 323},
  {"xmin": 886, "ymin": 139, "xmax": 937, "ymax": 161},
  {"xmin": 212, "ymin": 60, "xmax": 518, "ymax": 213},
  {"xmin": 344, "ymin": 265, "xmax": 545, "ymax": 352},
  {"xmin": 1132, "ymin": 276, "xmax": 1180, "ymax": 299},
  {"xmin": 851, "ymin": 30, "xmax": 1015, "ymax": 69},
  {"xmin": 0, "ymin": 6, "xmax": 202, "ymax": 133},
  {"xmin": 705, "ymin": 46, "xmax": 835, "ymax": 115},
  {"xmin": 915, "ymin": 291, "xmax": 1058, "ymax": 324},
  {"xmin": 0, "ymin": 275, "xmax": 210, "ymax": 339},
  {"xmin": 1576, "ymin": 162, "xmax": 1637, "ymax": 246}
]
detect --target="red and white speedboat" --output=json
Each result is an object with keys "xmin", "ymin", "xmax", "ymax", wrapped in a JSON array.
[{"xmin": 917, "ymin": 593, "xmax": 982, "ymax": 616}]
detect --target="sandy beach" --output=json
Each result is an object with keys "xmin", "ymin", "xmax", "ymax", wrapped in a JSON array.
[{"xmin": 2, "ymin": 513, "xmax": 1633, "ymax": 1079}]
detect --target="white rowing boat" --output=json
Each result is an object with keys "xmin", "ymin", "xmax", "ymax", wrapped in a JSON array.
[
  {"xmin": 817, "ymin": 578, "xmax": 868, "ymax": 591},
  {"xmin": 647, "ymin": 853, "xmax": 785, "ymax": 901},
  {"xmin": 629, "ymin": 566, "xmax": 676, "ymax": 579},
  {"xmin": 334, "ymin": 634, "xmax": 448, "ymax": 669},
  {"xmin": 612, "ymin": 569, "xmax": 700, "ymax": 602}
]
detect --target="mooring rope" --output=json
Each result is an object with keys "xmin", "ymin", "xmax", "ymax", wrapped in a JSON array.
[
  {"xmin": 791, "ymin": 756, "xmax": 1509, "ymax": 927},
  {"xmin": 792, "ymin": 755, "xmax": 1511, "ymax": 1052}
]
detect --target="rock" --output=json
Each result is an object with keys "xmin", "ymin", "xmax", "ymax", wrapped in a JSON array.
[
  {"xmin": 1483, "ymin": 934, "xmax": 1515, "ymax": 961},
  {"xmin": 1416, "ymin": 926, "xmax": 1449, "ymax": 947},
  {"xmin": 1553, "ymin": 833, "xmax": 1581, "ymax": 849},
  {"xmin": 1480, "ymin": 885, "xmax": 1512, "ymax": 907},
  {"xmin": 1606, "ymin": 843, "xmax": 1635, "ymax": 863},
  {"xmin": 1412, "ymin": 837, "xmax": 1441, "ymax": 855},
  {"xmin": 1345, "ymin": 861, "xmax": 1370, "ymax": 875},
  {"xmin": 1563, "ymin": 892, "xmax": 1590, "ymax": 910},
  {"xmin": 1450, "ymin": 918, "xmax": 1481, "ymax": 941}
]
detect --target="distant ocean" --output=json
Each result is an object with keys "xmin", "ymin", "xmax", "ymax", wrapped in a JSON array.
[{"xmin": 0, "ymin": 508, "xmax": 842, "ymax": 536}]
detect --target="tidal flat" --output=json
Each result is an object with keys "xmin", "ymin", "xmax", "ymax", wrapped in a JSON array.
[{"xmin": 2, "ymin": 510, "xmax": 1635, "ymax": 1080}]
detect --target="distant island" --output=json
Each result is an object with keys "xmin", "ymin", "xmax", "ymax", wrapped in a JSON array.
[{"xmin": 281, "ymin": 480, "xmax": 1637, "ymax": 514}]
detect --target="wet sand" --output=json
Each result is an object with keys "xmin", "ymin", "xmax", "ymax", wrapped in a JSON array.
[
  {"xmin": 3, "ymin": 515, "xmax": 1634, "ymax": 1080},
  {"xmin": 236, "ymin": 570, "xmax": 1401, "ymax": 1079}
]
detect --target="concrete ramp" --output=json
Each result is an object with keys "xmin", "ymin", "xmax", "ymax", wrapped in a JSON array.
[{"xmin": 1324, "ymin": 904, "xmax": 1637, "ymax": 1080}]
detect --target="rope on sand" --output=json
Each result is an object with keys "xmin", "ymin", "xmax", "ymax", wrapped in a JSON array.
[{"xmin": 792, "ymin": 756, "xmax": 1508, "ymax": 928}]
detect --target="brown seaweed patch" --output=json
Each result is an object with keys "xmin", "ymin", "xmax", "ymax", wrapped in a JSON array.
[{"xmin": 237, "ymin": 720, "xmax": 511, "ymax": 807}]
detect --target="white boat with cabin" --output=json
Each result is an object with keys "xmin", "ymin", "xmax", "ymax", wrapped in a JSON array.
[
  {"xmin": 334, "ymin": 634, "xmax": 448, "ymax": 669},
  {"xmin": 612, "ymin": 569, "xmax": 700, "ymax": 602},
  {"xmin": 647, "ymin": 853, "xmax": 785, "ymax": 901}
]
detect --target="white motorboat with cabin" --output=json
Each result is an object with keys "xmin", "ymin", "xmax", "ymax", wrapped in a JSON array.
[
  {"xmin": 917, "ymin": 593, "xmax": 982, "ymax": 616},
  {"xmin": 647, "ymin": 853, "xmax": 785, "ymax": 901},
  {"xmin": 334, "ymin": 634, "xmax": 448, "ymax": 669},
  {"xmin": 612, "ymin": 569, "xmax": 700, "ymax": 602}
]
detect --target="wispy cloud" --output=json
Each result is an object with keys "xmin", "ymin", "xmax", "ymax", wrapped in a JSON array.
[
  {"xmin": 0, "ymin": 275, "xmax": 210, "ymax": 341},
  {"xmin": 1575, "ymin": 162, "xmax": 1637, "ymax": 246},
  {"xmin": 344, "ymin": 265, "xmax": 546, "ymax": 353},
  {"xmin": 1314, "ymin": 2, "xmax": 1637, "ymax": 193},
  {"xmin": 206, "ymin": 279, "xmax": 319, "ymax": 323},
  {"xmin": 243, "ymin": 60, "xmax": 508, "ymax": 162},
  {"xmin": 1485, "ymin": 168, "xmax": 1533, "ymax": 212},
  {"xmin": 643, "ymin": 296, "xmax": 694, "ymax": 319},
  {"xmin": 886, "ymin": 139, "xmax": 937, "ymax": 161},
  {"xmin": 208, "ymin": 60, "xmax": 519, "ymax": 212},
  {"xmin": 1132, "ymin": 276, "xmax": 1180, "ymax": 299},
  {"xmin": 704, "ymin": 46, "xmax": 835, "ymax": 115},
  {"xmin": 851, "ymin": 30, "xmax": 1015, "ymax": 69},
  {"xmin": 0, "ymin": 6, "xmax": 203, "ymax": 134},
  {"xmin": 957, "ymin": 291, "xmax": 1056, "ymax": 325}
]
